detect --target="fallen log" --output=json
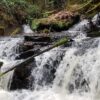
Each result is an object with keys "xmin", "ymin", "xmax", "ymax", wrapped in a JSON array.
[
  {"xmin": 24, "ymin": 36, "xmax": 51, "ymax": 42},
  {"xmin": 0, "ymin": 37, "xmax": 70, "ymax": 77},
  {"xmin": 15, "ymin": 48, "xmax": 40, "ymax": 59}
]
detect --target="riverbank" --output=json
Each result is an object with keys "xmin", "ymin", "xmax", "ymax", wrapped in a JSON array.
[{"xmin": 0, "ymin": 0, "xmax": 99, "ymax": 36}]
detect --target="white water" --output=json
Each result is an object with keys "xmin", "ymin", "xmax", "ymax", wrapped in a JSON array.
[
  {"xmin": 22, "ymin": 24, "xmax": 34, "ymax": 36},
  {"xmin": 0, "ymin": 37, "xmax": 24, "ymax": 90},
  {"xmin": 0, "ymin": 15, "xmax": 100, "ymax": 100}
]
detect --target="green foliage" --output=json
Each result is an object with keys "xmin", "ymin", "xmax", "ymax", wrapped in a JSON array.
[
  {"xmin": 42, "ymin": 11, "xmax": 50, "ymax": 18},
  {"xmin": 47, "ymin": 0, "xmax": 66, "ymax": 10},
  {"xmin": 31, "ymin": 17, "xmax": 76, "ymax": 32},
  {"xmin": 57, "ymin": 21, "xmax": 66, "ymax": 29},
  {"xmin": 31, "ymin": 19, "xmax": 40, "ymax": 30},
  {"xmin": 54, "ymin": 37, "xmax": 68, "ymax": 47},
  {"xmin": 32, "ymin": 0, "xmax": 66, "ymax": 10},
  {"xmin": 0, "ymin": 0, "xmax": 99, "ymax": 31},
  {"xmin": 26, "ymin": 4, "xmax": 41, "ymax": 24},
  {"xmin": 0, "ymin": 0, "xmax": 42, "ymax": 25},
  {"xmin": 27, "ymin": 5, "xmax": 41, "ymax": 18},
  {"xmin": 0, "ymin": 0, "xmax": 27, "ymax": 10}
]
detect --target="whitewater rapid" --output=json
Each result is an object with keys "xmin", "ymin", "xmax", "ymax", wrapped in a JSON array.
[{"xmin": 0, "ymin": 14, "xmax": 100, "ymax": 100}]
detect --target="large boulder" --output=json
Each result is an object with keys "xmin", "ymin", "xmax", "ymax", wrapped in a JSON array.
[
  {"xmin": 10, "ymin": 60, "xmax": 36, "ymax": 90},
  {"xmin": 31, "ymin": 11, "xmax": 80, "ymax": 32}
]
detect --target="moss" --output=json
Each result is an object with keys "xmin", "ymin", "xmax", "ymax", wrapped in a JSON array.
[
  {"xmin": 42, "ymin": 29, "xmax": 50, "ymax": 34},
  {"xmin": 54, "ymin": 37, "xmax": 69, "ymax": 47},
  {"xmin": 49, "ymin": 21, "xmax": 73, "ymax": 31},
  {"xmin": 31, "ymin": 19, "xmax": 40, "ymax": 30},
  {"xmin": 31, "ymin": 19, "xmax": 72, "ymax": 32},
  {"xmin": 10, "ymin": 27, "xmax": 21, "ymax": 36},
  {"xmin": 31, "ymin": 13, "xmax": 80, "ymax": 33}
]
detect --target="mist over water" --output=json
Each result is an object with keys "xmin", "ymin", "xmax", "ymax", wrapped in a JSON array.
[{"xmin": 0, "ymin": 14, "xmax": 100, "ymax": 100}]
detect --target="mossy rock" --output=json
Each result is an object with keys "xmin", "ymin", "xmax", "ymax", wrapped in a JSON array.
[
  {"xmin": 31, "ymin": 14, "xmax": 80, "ymax": 32},
  {"xmin": 42, "ymin": 28, "xmax": 50, "ymax": 34}
]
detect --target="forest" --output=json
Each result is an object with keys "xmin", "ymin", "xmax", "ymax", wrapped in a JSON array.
[
  {"xmin": 0, "ymin": 0, "xmax": 100, "ymax": 100},
  {"xmin": 0, "ymin": 0, "xmax": 99, "ymax": 35}
]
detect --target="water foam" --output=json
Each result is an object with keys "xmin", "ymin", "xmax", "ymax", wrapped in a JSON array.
[{"xmin": 0, "ymin": 15, "xmax": 100, "ymax": 100}]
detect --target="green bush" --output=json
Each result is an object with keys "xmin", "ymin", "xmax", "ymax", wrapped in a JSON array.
[
  {"xmin": 27, "ymin": 5, "xmax": 41, "ymax": 18},
  {"xmin": 31, "ymin": 19, "xmax": 40, "ymax": 30},
  {"xmin": 0, "ymin": 0, "xmax": 42, "ymax": 25}
]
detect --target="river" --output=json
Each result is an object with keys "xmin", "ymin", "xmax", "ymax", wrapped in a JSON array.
[{"xmin": 0, "ymin": 14, "xmax": 100, "ymax": 100}]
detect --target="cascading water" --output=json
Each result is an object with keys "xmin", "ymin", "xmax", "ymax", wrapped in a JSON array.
[
  {"xmin": 0, "ymin": 37, "xmax": 24, "ymax": 90},
  {"xmin": 0, "ymin": 14, "xmax": 100, "ymax": 100}
]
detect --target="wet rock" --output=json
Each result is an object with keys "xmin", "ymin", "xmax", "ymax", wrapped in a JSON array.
[
  {"xmin": 86, "ymin": 16, "xmax": 100, "ymax": 37},
  {"xmin": 24, "ymin": 35, "xmax": 53, "ymax": 47},
  {"xmin": 23, "ymin": 42, "xmax": 34, "ymax": 49},
  {"xmin": 95, "ymin": 13, "xmax": 100, "ymax": 26},
  {"xmin": 0, "ymin": 62, "xmax": 3, "ymax": 67},
  {"xmin": 16, "ymin": 36, "xmax": 53, "ymax": 59},
  {"xmin": 88, "ymin": 18, "xmax": 99, "ymax": 32},
  {"xmin": 10, "ymin": 60, "xmax": 36, "ymax": 90},
  {"xmin": 18, "ymin": 42, "xmax": 34, "ymax": 53}
]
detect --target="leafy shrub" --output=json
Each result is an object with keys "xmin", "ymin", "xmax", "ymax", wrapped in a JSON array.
[{"xmin": 0, "ymin": 0, "xmax": 41, "ymax": 24}]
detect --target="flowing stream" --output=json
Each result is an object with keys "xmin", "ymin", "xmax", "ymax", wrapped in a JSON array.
[{"xmin": 0, "ymin": 14, "xmax": 100, "ymax": 100}]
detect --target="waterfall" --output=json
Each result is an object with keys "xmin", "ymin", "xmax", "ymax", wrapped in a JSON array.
[
  {"xmin": 0, "ymin": 14, "xmax": 100, "ymax": 100},
  {"xmin": 22, "ymin": 24, "xmax": 34, "ymax": 36},
  {"xmin": 32, "ymin": 47, "xmax": 65, "ymax": 89},
  {"xmin": 0, "ymin": 37, "xmax": 24, "ymax": 90}
]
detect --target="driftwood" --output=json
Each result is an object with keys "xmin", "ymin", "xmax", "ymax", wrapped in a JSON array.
[{"xmin": 0, "ymin": 37, "xmax": 70, "ymax": 77}]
